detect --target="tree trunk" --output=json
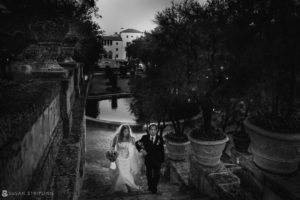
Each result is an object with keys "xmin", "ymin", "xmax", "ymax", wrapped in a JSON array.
[
  {"xmin": 201, "ymin": 96, "xmax": 212, "ymax": 135},
  {"xmin": 286, "ymin": 44, "xmax": 297, "ymax": 118}
]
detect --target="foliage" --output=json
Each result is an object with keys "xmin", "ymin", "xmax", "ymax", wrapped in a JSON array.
[
  {"xmin": 224, "ymin": 0, "xmax": 300, "ymax": 132},
  {"xmin": 164, "ymin": 132, "xmax": 189, "ymax": 142},
  {"xmin": 128, "ymin": 0, "xmax": 300, "ymax": 137},
  {"xmin": 126, "ymin": 32, "xmax": 159, "ymax": 64},
  {"xmin": 72, "ymin": 2, "xmax": 103, "ymax": 65},
  {"xmin": 73, "ymin": 36, "xmax": 102, "ymax": 64},
  {"xmin": 130, "ymin": 67, "xmax": 199, "ymax": 139},
  {"xmin": 0, "ymin": 0, "xmax": 103, "ymax": 78},
  {"xmin": 128, "ymin": 0, "xmax": 229, "ymax": 140},
  {"xmin": 221, "ymin": 98, "xmax": 249, "ymax": 135}
]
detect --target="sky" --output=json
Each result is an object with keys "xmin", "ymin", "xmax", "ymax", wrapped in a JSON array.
[{"xmin": 95, "ymin": 0, "xmax": 206, "ymax": 35}]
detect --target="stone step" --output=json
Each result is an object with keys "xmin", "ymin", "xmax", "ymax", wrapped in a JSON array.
[
  {"xmin": 98, "ymin": 191, "xmax": 210, "ymax": 200},
  {"xmin": 79, "ymin": 123, "xmax": 210, "ymax": 200}
]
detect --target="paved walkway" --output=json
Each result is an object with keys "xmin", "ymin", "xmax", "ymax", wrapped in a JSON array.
[
  {"xmin": 79, "ymin": 123, "xmax": 208, "ymax": 200},
  {"xmin": 80, "ymin": 73, "xmax": 208, "ymax": 200}
]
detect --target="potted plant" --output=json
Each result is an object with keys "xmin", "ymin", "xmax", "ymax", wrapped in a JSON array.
[
  {"xmin": 130, "ymin": 69, "xmax": 199, "ymax": 161},
  {"xmin": 163, "ymin": 94, "xmax": 199, "ymax": 161},
  {"xmin": 182, "ymin": 1, "xmax": 230, "ymax": 167},
  {"xmin": 187, "ymin": 98, "xmax": 229, "ymax": 167},
  {"xmin": 222, "ymin": 99, "xmax": 251, "ymax": 153},
  {"xmin": 226, "ymin": 0, "xmax": 300, "ymax": 174},
  {"xmin": 127, "ymin": 0, "xmax": 231, "ymax": 166}
]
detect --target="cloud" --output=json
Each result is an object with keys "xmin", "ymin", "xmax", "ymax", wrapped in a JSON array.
[{"xmin": 96, "ymin": 0, "xmax": 206, "ymax": 35}]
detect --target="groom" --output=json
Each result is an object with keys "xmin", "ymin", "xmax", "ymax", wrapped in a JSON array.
[{"xmin": 136, "ymin": 123, "xmax": 165, "ymax": 194}]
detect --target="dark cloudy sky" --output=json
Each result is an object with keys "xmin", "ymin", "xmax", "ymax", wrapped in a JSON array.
[{"xmin": 95, "ymin": 0, "xmax": 206, "ymax": 35}]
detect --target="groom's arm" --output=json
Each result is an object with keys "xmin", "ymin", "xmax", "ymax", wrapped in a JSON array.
[
  {"xmin": 135, "ymin": 135, "xmax": 147, "ymax": 152},
  {"xmin": 158, "ymin": 136, "xmax": 165, "ymax": 162}
]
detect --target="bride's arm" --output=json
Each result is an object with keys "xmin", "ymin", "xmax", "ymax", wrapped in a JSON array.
[
  {"xmin": 130, "ymin": 136, "xmax": 135, "ymax": 145},
  {"xmin": 111, "ymin": 135, "xmax": 118, "ymax": 151}
]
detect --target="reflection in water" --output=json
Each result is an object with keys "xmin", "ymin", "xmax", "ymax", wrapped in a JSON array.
[
  {"xmin": 86, "ymin": 99, "xmax": 99, "ymax": 118},
  {"xmin": 86, "ymin": 97, "xmax": 136, "ymax": 123},
  {"xmin": 111, "ymin": 96, "xmax": 118, "ymax": 109}
]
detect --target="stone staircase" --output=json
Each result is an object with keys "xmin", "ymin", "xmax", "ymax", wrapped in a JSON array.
[
  {"xmin": 80, "ymin": 165, "xmax": 209, "ymax": 200},
  {"xmin": 96, "ymin": 177, "xmax": 209, "ymax": 200},
  {"xmin": 79, "ymin": 124, "xmax": 209, "ymax": 200}
]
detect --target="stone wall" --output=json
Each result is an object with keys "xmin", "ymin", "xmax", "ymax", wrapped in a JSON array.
[
  {"xmin": 0, "ymin": 81, "xmax": 62, "ymax": 197},
  {"xmin": 189, "ymin": 155, "xmax": 241, "ymax": 200},
  {"xmin": 46, "ymin": 77, "xmax": 88, "ymax": 200},
  {"xmin": 0, "ymin": 61, "xmax": 86, "ymax": 200}
]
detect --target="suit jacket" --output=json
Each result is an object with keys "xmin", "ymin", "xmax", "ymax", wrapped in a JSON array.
[{"xmin": 136, "ymin": 134, "xmax": 165, "ymax": 167}]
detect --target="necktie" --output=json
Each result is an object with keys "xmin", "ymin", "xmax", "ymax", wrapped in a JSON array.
[{"xmin": 151, "ymin": 137, "xmax": 154, "ymax": 143}]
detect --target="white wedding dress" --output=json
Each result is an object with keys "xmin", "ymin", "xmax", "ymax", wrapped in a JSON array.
[{"xmin": 111, "ymin": 140, "xmax": 143, "ymax": 193}]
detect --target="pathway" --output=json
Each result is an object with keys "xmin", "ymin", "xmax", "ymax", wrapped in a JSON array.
[
  {"xmin": 80, "ymin": 73, "xmax": 208, "ymax": 200},
  {"xmin": 79, "ymin": 122, "xmax": 209, "ymax": 200}
]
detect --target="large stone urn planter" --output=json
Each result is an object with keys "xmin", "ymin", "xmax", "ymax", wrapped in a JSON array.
[
  {"xmin": 244, "ymin": 119, "xmax": 300, "ymax": 174},
  {"xmin": 188, "ymin": 130, "xmax": 229, "ymax": 167},
  {"xmin": 165, "ymin": 139, "xmax": 190, "ymax": 161}
]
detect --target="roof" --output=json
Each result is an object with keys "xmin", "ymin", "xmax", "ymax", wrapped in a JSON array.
[
  {"xmin": 120, "ymin": 28, "xmax": 142, "ymax": 33},
  {"xmin": 102, "ymin": 35, "xmax": 122, "ymax": 41}
]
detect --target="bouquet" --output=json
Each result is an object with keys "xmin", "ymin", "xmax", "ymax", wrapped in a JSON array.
[
  {"xmin": 106, "ymin": 150, "xmax": 118, "ymax": 162},
  {"xmin": 135, "ymin": 141, "xmax": 145, "ymax": 151}
]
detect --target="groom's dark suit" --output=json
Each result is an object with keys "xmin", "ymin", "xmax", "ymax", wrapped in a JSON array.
[{"xmin": 137, "ymin": 134, "xmax": 165, "ymax": 193}]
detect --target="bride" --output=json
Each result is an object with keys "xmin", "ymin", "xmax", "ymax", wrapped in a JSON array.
[{"xmin": 110, "ymin": 124, "xmax": 143, "ymax": 193}]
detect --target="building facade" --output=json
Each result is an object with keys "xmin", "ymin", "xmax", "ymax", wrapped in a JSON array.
[
  {"xmin": 120, "ymin": 29, "xmax": 144, "ymax": 59},
  {"xmin": 102, "ymin": 29, "xmax": 143, "ymax": 60},
  {"xmin": 102, "ymin": 35, "xmax": 123, "ymax": 60}
]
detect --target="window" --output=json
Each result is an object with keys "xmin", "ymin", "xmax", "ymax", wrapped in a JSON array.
[
  {"xmin": 116, "ymin": 48, "xmax": 118, "ymax": 51},
  {"xmin": 115, "ymin": 54, "xmax": 118, "ymax": 58},
  {"xmin": 126, "ymin": 35, "xmax": 128, "ymax": 38},
  {"xmin": 116, "ymin": 42, "xmax": 118, "ymax": 45},
  {"xmin": 109, "ymin": 40, "xmax": 112, "ymax": 46},
  {"xmin": 131, "ymin": 35, "xmax": 133, "ymax": 38},
  {"xmin": 126, "ymin": 42, "xmax": 131, "ymax": 46}
]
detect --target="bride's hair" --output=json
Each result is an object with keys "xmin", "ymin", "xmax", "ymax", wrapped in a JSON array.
[{"xmin": 117, "ymin": 124, "xmax": 133, "ymax": 142}]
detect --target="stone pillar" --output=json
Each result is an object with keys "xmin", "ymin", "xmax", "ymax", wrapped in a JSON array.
[
  {"xmin": 59, "ymin": 60, "xmax": 81, "ymax": 98},
  {"xmin": 59, "ymin": 71, "xmax": 75, "ymax": 138}
]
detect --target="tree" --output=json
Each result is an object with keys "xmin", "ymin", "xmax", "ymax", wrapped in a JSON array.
[
  {"xmin": 128, "ymin": 0, "xmax": 246, "ymax": 140},
  {"xmin": 225, "ymin": 0, "xmax": 300, "ymax": 132},
  {"xmin": 130, "ymin": 67, "xmax": 198, "ymax": 140},
  {"xmin": 0, "ymin": 0, "xmax": 103, "ymax": 79}
]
